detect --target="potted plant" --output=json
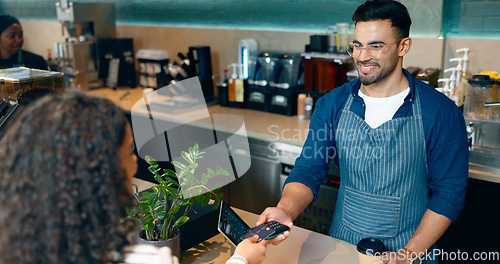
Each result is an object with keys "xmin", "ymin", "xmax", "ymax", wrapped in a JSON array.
[{"xmin": 127, "ymin": 143, "xmax": 228, "ymax": 258}]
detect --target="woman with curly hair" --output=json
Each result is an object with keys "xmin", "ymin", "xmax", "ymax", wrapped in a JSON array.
[
  {"xmin": 0, "ymin": 91, "xmax": 268, "ymax": 264},
  {"xmin": 0, "ymin": 92, "xmax": 139, "ymax": 263}
]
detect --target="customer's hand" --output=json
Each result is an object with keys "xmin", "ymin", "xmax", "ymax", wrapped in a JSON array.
[
  {"xmin": 234, "ymin": 235, "xmax": 268, "ymax": 264},
  {"xmin": 256, "ymin": 207, "xmax": 293, "ymax": 245}
]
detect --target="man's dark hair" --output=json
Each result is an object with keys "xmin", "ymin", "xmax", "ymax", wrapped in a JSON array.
[{"xmin": 352, "ymin": 0, "xmax": 412, "ymax": 39}]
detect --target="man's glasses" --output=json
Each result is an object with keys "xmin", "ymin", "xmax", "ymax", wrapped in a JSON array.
[{"xmin": 346, "ymin": 38, "xmax": 403, "ymax": 60}]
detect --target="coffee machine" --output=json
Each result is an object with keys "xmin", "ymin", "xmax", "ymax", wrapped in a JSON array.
[{"xmin": 55, "ymin": 0, "xmax": 116, "ymax": 89}]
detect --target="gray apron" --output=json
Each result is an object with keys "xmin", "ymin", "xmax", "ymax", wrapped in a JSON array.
[{"xmin": 329, "ymin": 89, "xmax": 437, "ymax": 263}]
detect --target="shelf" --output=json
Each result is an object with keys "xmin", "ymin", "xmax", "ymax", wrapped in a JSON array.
[{"xmin": 301, "ymin": 52, "xmax": 353, "ymax": 64}]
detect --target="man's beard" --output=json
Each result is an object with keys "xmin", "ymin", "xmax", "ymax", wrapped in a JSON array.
[{"xmin": 357, "ymin": 60, "xmax": 396, "ymax": 86}]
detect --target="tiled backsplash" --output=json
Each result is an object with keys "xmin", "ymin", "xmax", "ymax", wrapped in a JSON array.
[
  {"xmin": 444, "ymin": 0, "xmax": 500, "ymax": 38},
  {"xmin": 5, "ymin": 0, "xmax": 442, "ymax": 36},
  {"xmin": 21, "ymin": 21, "xmax": 449, "ymax": 78}
]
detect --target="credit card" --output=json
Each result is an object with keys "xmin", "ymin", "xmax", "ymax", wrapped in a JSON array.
[{"xmin": 240, "ymin": 223, "xmax": 276, "ymax": 242}]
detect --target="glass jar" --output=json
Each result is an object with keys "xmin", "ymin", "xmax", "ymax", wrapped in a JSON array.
[{"xmin": 465, "ymin": 75, "xmax": 494, "ymax": 121}]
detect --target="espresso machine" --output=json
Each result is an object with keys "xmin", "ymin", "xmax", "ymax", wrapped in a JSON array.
[{"xmin": 55, "ymin": 0, "xmax": 116, "ymax": 89}]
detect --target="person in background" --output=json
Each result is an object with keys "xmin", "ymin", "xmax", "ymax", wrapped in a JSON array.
[
  {"xmin": 0, "ymin": 92, "xmax": 267, "ymax": 264},
  {"xmin": 0, "ymin": 14, "xmax": 48, "ymax": 70},
  {"xmin": 258, "ymin": 1, "xmax": 468, "ymax": 264}
]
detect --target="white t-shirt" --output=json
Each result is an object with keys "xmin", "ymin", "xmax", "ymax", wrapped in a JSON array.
[{"xmin": 358, "ymin": 87, "xmax": 410, "ymax": 129}]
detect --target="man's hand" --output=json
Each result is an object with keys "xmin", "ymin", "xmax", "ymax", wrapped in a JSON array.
[{"xmin": 256, "ymin": 207, "xmax": 293, "ymax": 245}]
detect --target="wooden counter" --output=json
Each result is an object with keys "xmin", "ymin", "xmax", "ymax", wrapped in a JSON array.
[
  {"xmin": 131, "ymin": 178, "xmax": 359, "ymax": 264},
  {"xmin": 180, "ymin": 208, "xmax": 358, "ymax": 264}
]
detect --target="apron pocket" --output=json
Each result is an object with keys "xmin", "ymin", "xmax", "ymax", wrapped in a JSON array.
[{"xmin": 342, "ymin": 186, "xmax": 401, "ymax": 239}]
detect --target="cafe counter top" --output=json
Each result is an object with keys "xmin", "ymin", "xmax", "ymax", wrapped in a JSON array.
[
  {"xmin": 131, "ymin": 178, "xmax": 359, "ymax": 264},
  {"xmin": 86, "ymin": 87, "xmax": 310, "ymax": 146},
  {"xmin": 180, "ymin": 207, "xmax": 358, "ymax": 264}
]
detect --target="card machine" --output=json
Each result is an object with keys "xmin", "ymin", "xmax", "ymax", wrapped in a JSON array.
[{"xmin": 217, "ymin": 201, "xmax": 290, "ymax": 246}]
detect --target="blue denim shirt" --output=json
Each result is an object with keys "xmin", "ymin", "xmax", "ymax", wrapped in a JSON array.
[{"xmin": 285, "ymin": 69, "xmax": 469, "ymax": 222}]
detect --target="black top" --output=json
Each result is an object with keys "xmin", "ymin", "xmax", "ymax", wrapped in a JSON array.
[{"xmin": 0, "ymin": 50, "xmax": 48, "ymax": 70}]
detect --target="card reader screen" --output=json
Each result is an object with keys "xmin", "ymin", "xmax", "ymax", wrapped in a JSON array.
[{"xmin": 218, "ymin": 201, "xmax": 250, "ymax": 245}]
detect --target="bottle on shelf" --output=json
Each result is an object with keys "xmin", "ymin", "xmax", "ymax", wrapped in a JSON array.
[
  {"xmin": 304, "ymin": 95, "xmax": 313, "ymax": 120},
  {"xmin": 298, "ymin": 93, "xmax": 306, "ymax": 119}
]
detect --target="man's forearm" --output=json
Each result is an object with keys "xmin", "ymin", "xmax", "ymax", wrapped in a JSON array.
[
  {"xmin": 404, "ymin": 209, "xmax": 452, "ymax": 256},
  {"xmin": 277, "ymin": 182, "xmax": 314, "ymax": 221}
]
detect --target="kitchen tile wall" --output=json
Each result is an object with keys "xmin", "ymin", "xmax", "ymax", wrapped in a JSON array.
[
  {"xmin": 20, "ymin": 21, "xmax": 446, "ymax": 80},
  {"xmin": 3, "ymin": 0, "xmax": 442, "ymax": 36},
  {"xmin": 444, "ymin": 0, "xmax": 500, "ymax": 38},
  {"xmin": 6, "ymin": 0, "xmax": 500, "ymax": 78}
]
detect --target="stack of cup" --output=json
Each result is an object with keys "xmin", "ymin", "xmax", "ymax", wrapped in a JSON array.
[{"xmin": 357, "ymin": 238, "xmax": 386, "ymax": 264}]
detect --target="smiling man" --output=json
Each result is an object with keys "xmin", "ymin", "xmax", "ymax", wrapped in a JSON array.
[{"xmin": 258, "ymin": 1, "xmax": 468, "ymax": 264}]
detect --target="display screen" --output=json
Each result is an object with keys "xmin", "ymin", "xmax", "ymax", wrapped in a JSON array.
[{"xmin": 217, "ymin": 201, "xmax": 250, "ymax": 246}]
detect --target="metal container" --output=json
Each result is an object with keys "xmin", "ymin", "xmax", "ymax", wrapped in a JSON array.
[{"xmin": 0, "ymin": 67, "xmax": 65, "ymax": 102}]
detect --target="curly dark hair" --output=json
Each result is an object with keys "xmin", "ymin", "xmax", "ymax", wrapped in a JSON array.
[{"xmin": 0, "ymin": 92, "xmax": 135, "ymax": 263}]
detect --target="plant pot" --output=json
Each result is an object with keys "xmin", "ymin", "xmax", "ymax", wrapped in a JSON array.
[{"xmin": 137, "ymin": 226, "xmax": 181, "ymax": 259}]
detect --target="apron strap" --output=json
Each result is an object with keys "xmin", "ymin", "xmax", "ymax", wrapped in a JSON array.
[
  {"xmin": 411, "ymin": 86, "xmax": 422, "ymax": 116},
  {"xmin": 343, "ymin": 93, "xmax": 355, "ymax": 111}
]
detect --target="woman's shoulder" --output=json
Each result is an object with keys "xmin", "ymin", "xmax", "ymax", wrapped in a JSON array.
[
  {"xmin": 122, "ymin": 244, "xmax": 179, "ymax": 264},
  {"xmin": 21, "ymin": 50, "xmax": 48, "ymax": 70},
  {"xmin": 21, "ymin": 50, "xmax": 43, "ymax": 59}
]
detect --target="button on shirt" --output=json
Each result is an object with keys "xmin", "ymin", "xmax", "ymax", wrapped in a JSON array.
[{"xmin": 285, "ymin": 69, "xmax": 469, "ymax": 222}]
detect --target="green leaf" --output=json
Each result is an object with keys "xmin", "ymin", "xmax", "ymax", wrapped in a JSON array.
[
  {"xmin": 181, "ymin": 151, "xmax": 193, "ymax": 163},
  {"xmin": 182, "ymin": 189, "xmax": 192, "ymax": 199},
  {"xmin": 216, "ymin": 165, "xmax": 229, "ymax": 176},
  {"xmin": 188, "ymin": 146, "xmax": 194, "ymax": 156},
  {"xmin": 154, "ymin": 174, "xmax": 162, "ymax": 183},
  {"xmin": 173, "ymin": 216, "xmax": 189, "ymax": 229},
  {"xmin": 178, "ymin": 167, "xmax": 190, "ymax": 179},
  {"xmin": 149, "ymin": 192, "xmax": 159, "ymax": 206},
  {"xmin": 144, "ymin": 222, "xmax": 155, "ymax": 231},
  {"xmin": 171, "ymin": 160, "xmax": 186, "ymax": 170},
  {"xmin": 186, "ymin": 173, "xmax": 195, "ymax": 187},
  {"xmin": 195, "ymin": 193, "xmax": 203, "ymax": 204},
  {"xmin": 126, "ymin": 207, "xmax": 138, "ymax": 218},
  {"xmin": 179, "ymin": 199, "xmax": 190, "ymax": 207},
  {"xmin": 165, "ymin": 186, "xmax": 177, "ymax": 195},
  {"xmin": 163, "ymin": 169, "xmax": 177, "ymax": 178},
  {"xmin": 163, "ymin": 176, "xmax": 179, "ymax": 187},
  {"xmin": 153, "ymin": 201, "xmax": 166, "ymax": 212},
  {"xmin": 213, "ymin": 193, "xmax": 223, "ymax": 210},
  {"xmin": 194, "ymin": 143, "xmax": 199, "ymax": 156},
  {"xmin": 145, "ymin": 156, "xmax": 157, "ymax": 165},
  {"xmin": 201, "ymin": 173, "xmax": 209, "ymax": 185},
  {"xmin": 191, "ymin": 162, "xmax": 198, "ymax": 169},
  {"xmin": 201, "ymin": 194, "xmax": 211, "ymax": 207},
  {"xmin": 142, "ymin": 192, "xmax": 152, "ymax": 198},
  {"xmin": 140, "ymin": 214, "xmax": 154, "ymax": 226},
  {"xmin": 156, "ymin": 211, "xmax": 168, "ymax": 220},
  {"xmin": 171, "ymin": 204, "xmax": 180, "ymax": 215},
  {"xmin": 148, "ymin": 166, "xmax": 161, "ymax": 175},
  {"xmin": 138, "ymin": 201, "xmax": 150, "ymax": 211},
  {"xmin": 207, "ymin": 168, "xmax": 215, "ymax": 177}
]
